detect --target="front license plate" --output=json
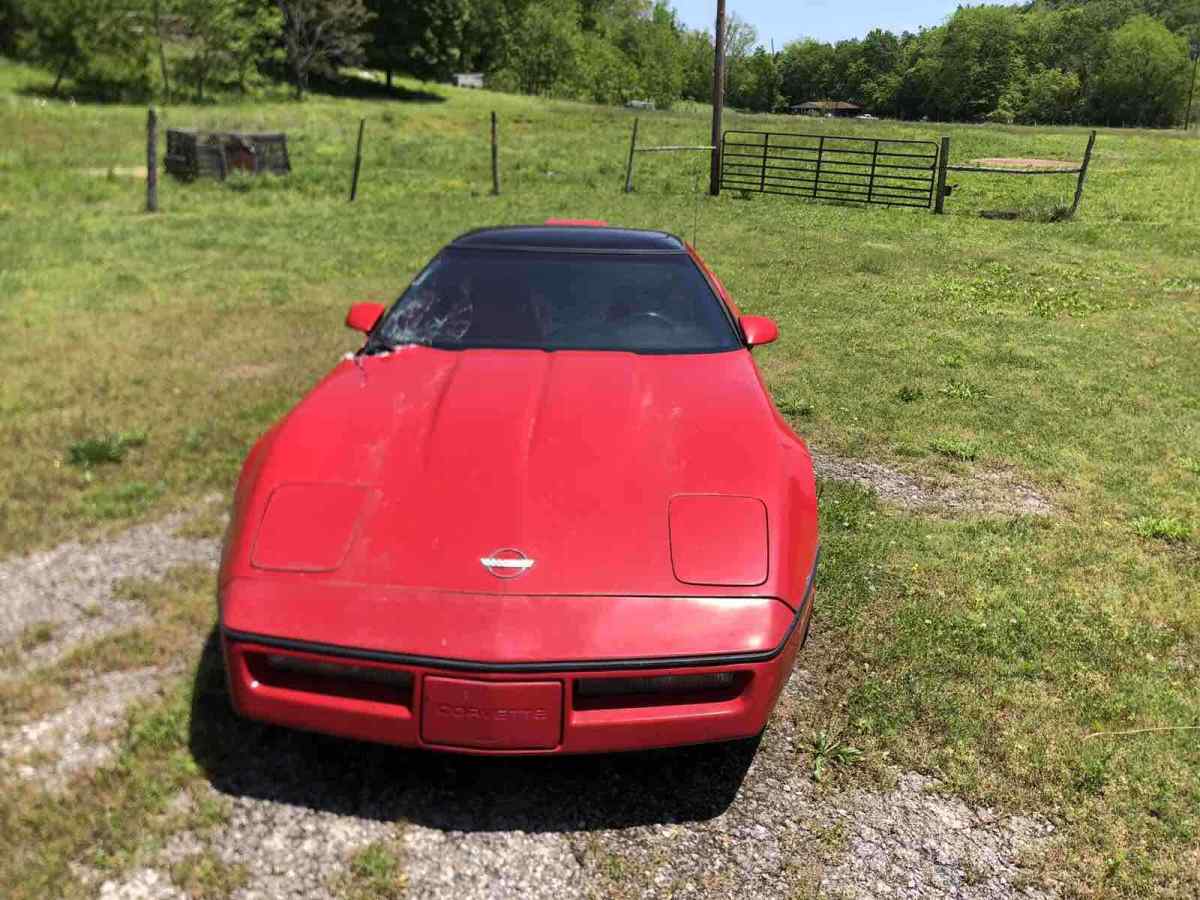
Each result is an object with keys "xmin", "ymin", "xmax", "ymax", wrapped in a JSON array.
[{"xmin": 421, "ymin": 677, "xmax": 562, "ymax": 750}]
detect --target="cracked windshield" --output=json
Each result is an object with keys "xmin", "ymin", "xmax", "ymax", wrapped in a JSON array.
[{"xmin": 368, "ymin": 249, "xmax": 741, "ymax": 354}]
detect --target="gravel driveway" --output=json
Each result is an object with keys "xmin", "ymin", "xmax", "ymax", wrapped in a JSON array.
[{"xmin": 2, "ymin": 502, "xmax": 1057, "ymax": 899}]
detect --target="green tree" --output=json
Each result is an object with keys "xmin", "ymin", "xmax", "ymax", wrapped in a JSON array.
[
  {"xmin": 828, "ymin": 38, "xmax": 866, "ymax": 101},
  {"xmin": 779, "ymin": 38, "xmax": 834, "ymax": 108},
  {"xmin": 1091, "ymin": 14, "xmax": 1189, "ymax": 124},
  {"xmin": 460, "ymin": 0, "xmax": 531, "ymax": 73},
  {"xmin": 679, "ymin": 27, "xmax": 713, "ymax": 101},
  {"xmin": 930, "ymin": 6, "xmax": 1025, "ymax": 120},
  {"xmin": 613, "ymin": 1, "xmax": 684, "ymax": 107},
  {"xmin": 893, "ymin": 28, "xmax": 943, "ymax": 120},
  {"xmin": 731, "ymin": 46, "xmax": 780, "ymax": 111},
  {"xmin": 863, "ymin": 70, "xmax": 903, "ymax": 116},
  {"xmin": 497, "ymin": 0, "xmax": 581, "ymax": 95},
  {"xmin": 366, "ymin": 0, "xmax": 470, "ymax": 84},
  {"xmin": 17, "ymin": 0, "xmax": 151, "ymax": 94},
  {"xmin": 1020, "ymin": 66, "xmax": 1082, "ymax": 122},
  {"xmin": 175, "ymin": 0, "xmax": 282, "ymax": 99},
  {"xmin": 720, "ymin": 13, "xmax": 757, "ymax": 106},
  {"xmin": 575, "ymin": 31, "xmax": 637, "ymax": 103},
  {"xmin": 273, "ymin": 0, "xmax": 373, "ymax": 98},
  {"xmin": 1, "ymin": 0, "xmax": 27, "ymax": 55}
]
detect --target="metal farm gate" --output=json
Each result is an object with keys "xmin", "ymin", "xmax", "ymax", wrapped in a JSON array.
[{"xmin": 720, "ymin": 130, "xmax": 940, "ymax": 209}]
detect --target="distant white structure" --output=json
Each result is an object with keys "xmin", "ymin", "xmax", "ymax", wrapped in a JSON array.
[
  {"xmin": 625, "ymin": 99, "xmax": 656, "ymax": 111},
  {"xmin": 453, "ymin": 73, "xmax": 484, "ymax": 89}
]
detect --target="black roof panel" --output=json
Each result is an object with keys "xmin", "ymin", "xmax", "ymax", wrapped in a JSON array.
[{"xmin": 451, "ymin": 225, "xmax": 687, "ymax": 253}]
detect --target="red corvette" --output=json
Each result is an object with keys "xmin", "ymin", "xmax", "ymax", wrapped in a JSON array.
[{"xmin": 219, "ymin": 221, "xmax": 819, "ymax": 755}]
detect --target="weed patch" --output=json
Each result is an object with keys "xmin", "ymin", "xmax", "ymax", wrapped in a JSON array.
[
  {"xmin": 67, "ymin": 431, "xmax": 147, "ymax": 468},
  {"xmin": 1130, "ymin": 516, "xmax": 1192, "ymax": 543},
  {"xmin": 80, "ymin": 481, "xmax": 164, "ymax": 520},
  {"xmin": 929, "ymin": 437, "xmax": 979, "ymax": 461},
  {"xmin": 937, "ymin": 262, "xmax": 1107, "ymax": 317}
]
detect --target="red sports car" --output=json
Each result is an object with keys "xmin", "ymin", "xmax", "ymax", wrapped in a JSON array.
[{"xmin": 219, "ymin": 221, "xmax": 819, "ymax": 755}]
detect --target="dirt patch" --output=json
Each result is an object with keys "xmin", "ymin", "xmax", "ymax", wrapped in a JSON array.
[
  {"xmin": 811, "ymin": 451, "xmax": 1053, "ymax": 517},
  {"xmin": 404, "ymin": 829, "xmax": 584, "ymax": 899},
  {"xmin": 98, "ymin": 867, "xmax": 186, "ymax": 900},
  {"xmin": 0, "ymin": 666, "xmax": 168, "ymax": 789},
  {"xmin": 215, "ymin": 795, "xmax": 394, "ymax": 899},
  {"xmin": 0, "ymin": 506, "xmax": 221, "ymax": 674},
  {"xmin": 969, "ymin": 158, "xmax": 1076, "ymax": 171},
  {"xmin": 820, "ymin": 773, "xmax": 1055, "ymax": 899}
]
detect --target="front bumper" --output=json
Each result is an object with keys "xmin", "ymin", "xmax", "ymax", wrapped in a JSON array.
[
  {"xmin": 219, "ymin": 555, "xmax": 817, "ymax": 755},
  {"xmin": 222, "ymin": 598, "xmax": 811, "ymax": 755}
]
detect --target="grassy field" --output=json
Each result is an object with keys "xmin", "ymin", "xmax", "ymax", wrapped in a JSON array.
[{"xmin": 1, "ymin": 56, "xmax": 1198, "ymax": 897}]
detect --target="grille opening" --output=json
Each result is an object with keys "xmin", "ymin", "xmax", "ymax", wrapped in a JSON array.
[
  {"xmin": 246, "ymin": 652, "xmax": 414, "ymax": 707},
  {"xmin": 573, "ymin": 671, "xmax": 747, "ymax": 711}
]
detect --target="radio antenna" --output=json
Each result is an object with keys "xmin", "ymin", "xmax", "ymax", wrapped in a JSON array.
[{"xmin": 691, "ymin": 160, "xmax": 703, "ymax": 248}]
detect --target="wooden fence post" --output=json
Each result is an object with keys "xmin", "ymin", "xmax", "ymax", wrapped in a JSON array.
[
  {"xmin": 146, "ymin": 107, "xmax": 158, "ymax": 213},
  {"xmin": 349, "ymin": 118, "xmax": 365, "ymax": 202},
  {"xmin": 1068, "ymin": 130, "xmax": 1096, "ymax": 219},
  {"xmin": 933, "ymin": 136, "xmax": 950, "ymax": 214},
  {"xmin": 490, "ymin": 111, "xmax": 500, "ymax": 196},
  {"xmin": 623, "ymin": 117, "xmax": 639, "ymax": 193}
]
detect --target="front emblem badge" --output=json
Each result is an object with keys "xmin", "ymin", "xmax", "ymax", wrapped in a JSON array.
[{"xmin": 480, "ymin": 548, "xmax": 535, "ymax": 579}]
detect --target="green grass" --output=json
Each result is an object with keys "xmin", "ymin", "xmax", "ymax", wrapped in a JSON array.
[
  {"xmin": 1, "ymin": 56, "xmax": 1198, "ymax": 897},
  {"xmin": 341, "ymin": 842, "xmax": 407, "ymax": 900}
]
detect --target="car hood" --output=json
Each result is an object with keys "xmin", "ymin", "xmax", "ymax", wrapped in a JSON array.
[{"xmin": 240, "ymin": 346, "xmax": 807, "ymax": 597}]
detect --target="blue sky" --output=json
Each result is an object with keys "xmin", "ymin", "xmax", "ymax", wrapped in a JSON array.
[{"xmin": 668, "ymin": 0, "xmax": 966, "ymax": 45}]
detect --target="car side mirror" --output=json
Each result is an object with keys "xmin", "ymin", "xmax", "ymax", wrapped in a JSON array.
[
  {"xmin": 345, "ymin": 302, "xmax": 385, "ymax": 334},
  {"xmin": 740, "ymin": 315, "xmax": 778, "ymax": 348}
]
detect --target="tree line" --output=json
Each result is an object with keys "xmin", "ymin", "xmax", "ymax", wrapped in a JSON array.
[{"xmin": 1, "ymin": 0, "xmax": 1197, "ymax": 126}]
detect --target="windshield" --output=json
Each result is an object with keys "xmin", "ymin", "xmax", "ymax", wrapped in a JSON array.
[{"xmin": 366, "ymin": 248, "xmax": 741, "ymax": 354}]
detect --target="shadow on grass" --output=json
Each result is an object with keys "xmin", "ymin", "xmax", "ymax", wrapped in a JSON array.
[
  {"xmin": 188, "ymin": 630, "xmax": 756, "ymax": 833},
  {"xmin": 18, "ymin": 68, "xmax": 446, "ymax": 105},
  {"xmin": 278, "ymin": 66, "xmax": 446, "ymax": 103},
  {"xmin": 18, "ymin": 81, "xmax": 152, "ymax": 105},
  {"xmin": 315, "ymin": 76, "xmax": 445, "ymax": 104}
]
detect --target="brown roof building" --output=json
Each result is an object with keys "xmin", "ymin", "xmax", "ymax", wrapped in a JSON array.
[{"xmin": 790, "ymin": 100, "xmax": 863, "ymax": 117}]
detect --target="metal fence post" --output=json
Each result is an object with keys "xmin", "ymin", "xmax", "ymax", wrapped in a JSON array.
[
  {"xmin": 490, "ymin": 111, "xmax": 500, "ymax": 196},
  {"xmin": 348, "ymin": 118, "xmax": 365, "ymax": 201},
  {"xmin": 1068, "ymin": 130, "xmax": 1096, "ymax": 219},
  {"xmin": 867, "ymin": 139, "xmax": 879, "ymax": 204},
  {"xmin": 624, "ymin": 117, "xmax": 639, "ymax": 193},
  {"xmin": 933, "ymin": 136, "xmax": 950, "ymax": 214},
  {"xmin": 759, "ymin": 132, "xmax": 769, "ymax": 192},
  {"xmin": 812, "ymin": 136, "xmax": 825, "ymax": 198},
  {"xmin": 146, "ymin": 107, "xmax": 158, "ymax": 213}
]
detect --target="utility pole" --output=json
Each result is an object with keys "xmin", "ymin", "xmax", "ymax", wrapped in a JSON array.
[
  {"xmin": 1186, "ymin": 38, "xmax": 1200, "ymax": 132},
  {"xmin": 708, "ymin": 0, "xmax": 726, "ymax": 196}
]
